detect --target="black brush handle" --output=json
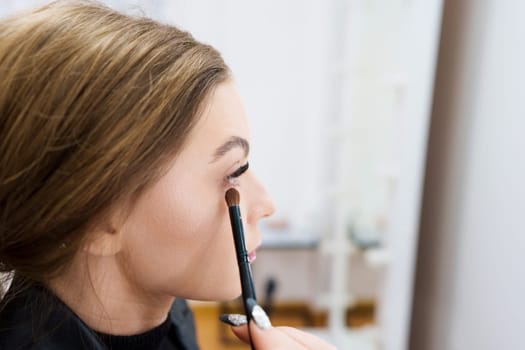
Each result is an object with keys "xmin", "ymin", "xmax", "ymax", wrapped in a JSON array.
[
  {"xmin": 228, "ymin": 205, "xmax": 257, "ymax": 349},
  {"xmin": 228, "ymin": 205, "xmax": 257, "ymax": 302}
]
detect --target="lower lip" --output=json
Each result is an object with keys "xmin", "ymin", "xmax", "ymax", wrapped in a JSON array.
[{"xmin": 248, "ymin": 251, "xmax": 257, "ymax": 263}]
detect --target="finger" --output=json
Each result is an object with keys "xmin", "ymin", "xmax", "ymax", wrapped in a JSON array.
[
  {"xmin": 276, "ymin": 326, "xmax": 337, "ymax": 350},
  {"xmin": 249, "ymin": 320, "xmax": 309, "ymax": 350},
  {"xmin": 230, "ymin": 323, "xmax": 251, "ymax": 344}
]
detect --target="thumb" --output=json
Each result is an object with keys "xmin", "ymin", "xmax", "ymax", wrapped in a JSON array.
[
  {"xmin": 220, "ymin": 314, "xmax": 251, "ymax": 344},
  {"xmin": 225, "ymin": 303, "xmax": 280, "ymax": 348},
  {"xmin": 224, "ymin": 299, "xmax": 273, "ymax": 346},
  {"xmin": 230, "ymin": 323, "xmax": 251, "ymax": 344},
  {"xmin": 249, "ymin": 320, "xmax": 305, "ymax": 349},
  {"xmin": 245, "ymin": 301, "xmax": 300, "ymax": 349},
  {"xmin": 231, "ymin": 320, "xmax": 297, "ymax": 349}
]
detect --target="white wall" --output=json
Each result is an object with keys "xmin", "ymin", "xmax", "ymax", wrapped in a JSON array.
[
  {"xmin": 0, "ymin": 0, "xmax": 332, "ymax": 230},
  {"xmin": 410, "ymin": 1, "xmax": 525, "ymax": 349}
]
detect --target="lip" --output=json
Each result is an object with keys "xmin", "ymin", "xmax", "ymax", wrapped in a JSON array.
[{"xmin": 247, "ymin": 241, "xmax": 261, "ymax": 264}]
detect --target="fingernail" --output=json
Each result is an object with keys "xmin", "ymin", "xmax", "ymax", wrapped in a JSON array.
[
  {"xmin": 246, "ymin": 298, "xmax": 272, "ymax": 330},
  {"xmin": 219, "ymin": 313, "xmax": 248, "ymax": 327}
]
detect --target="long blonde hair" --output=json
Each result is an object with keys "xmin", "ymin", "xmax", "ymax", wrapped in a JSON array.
[{"xmin": 0, "ymin": 0, "xmax": 230, "ymax": 287}]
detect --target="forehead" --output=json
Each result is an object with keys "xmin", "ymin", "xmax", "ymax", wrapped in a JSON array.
[{"xmin": 186, "ymin": 80, "xmax": 250, "ymax": 155}]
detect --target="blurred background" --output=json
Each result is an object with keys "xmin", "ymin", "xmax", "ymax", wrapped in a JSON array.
[{"xmin": 1, "ymin": 1, "xmax": 523, "ymax": 349}]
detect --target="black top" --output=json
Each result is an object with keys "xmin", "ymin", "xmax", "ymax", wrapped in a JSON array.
[
  {"xmin": 94, "ymin": 315, "xmax": 173, "ymax": 350},
  {"xmin": 0, "ymin": 280, "xmax": 200, "ymax": 350}
]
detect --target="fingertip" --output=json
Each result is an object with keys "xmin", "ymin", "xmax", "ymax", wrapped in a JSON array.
[
  {"xmin": 219, "ymin": 313, "xmax": 247, "ymax": 327},
  {"xmin": 230, "ymin": 322, "xmax": 251, "ymax": 343},
  {"xmin": 246, "ymin": 299, "xmax": 272, "ymax": 330}
]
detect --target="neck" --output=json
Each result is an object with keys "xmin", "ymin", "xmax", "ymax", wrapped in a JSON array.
[{"xmin": 48, "ymin": 252, "xmax": 175, "ymax": 335}]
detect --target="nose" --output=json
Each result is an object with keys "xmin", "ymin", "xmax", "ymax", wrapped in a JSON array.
[{"xmin": 243, "ymin": 172, "xmax": 276, "ymax": 225}]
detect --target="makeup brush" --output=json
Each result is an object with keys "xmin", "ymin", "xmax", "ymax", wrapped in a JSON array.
[{"xmin": 225, "ymin": 188, "xmax": 257, "ymax": 348}]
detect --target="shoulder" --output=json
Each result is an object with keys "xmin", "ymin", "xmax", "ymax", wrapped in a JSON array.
[{"xmin": 0, "ymin": 283, "xmax": 106, "ymax": 350}]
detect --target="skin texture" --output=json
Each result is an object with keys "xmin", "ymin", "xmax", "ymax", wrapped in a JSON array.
[
  {"xmin": 49, "ymin": 80, "xmax": 275, "ymax": 335},
  {"xmin": 48, "ymin": 80, "xmax": 336, "ymax": 349}
]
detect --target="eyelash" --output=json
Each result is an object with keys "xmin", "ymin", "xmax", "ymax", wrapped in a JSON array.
[{"xmin": 226, "ymin": 162, "xmax": 249, "ymax": 186}]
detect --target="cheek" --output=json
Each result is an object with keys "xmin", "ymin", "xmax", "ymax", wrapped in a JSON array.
[
  {"xmin": 120, "ymin": 180, "xmax": 241, "ymax": 298},
  {"xmin": 128, "ymin": 184, "xmax": 219, "ymax": 254},
  {"xmin": 170, "ymin": 199, "xmax": 241, "ymax": 298}
]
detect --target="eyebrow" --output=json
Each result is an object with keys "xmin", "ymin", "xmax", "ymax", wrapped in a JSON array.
[{"xmin": 210, "ymin": 136, "xmax": 250, "ymax": 163}]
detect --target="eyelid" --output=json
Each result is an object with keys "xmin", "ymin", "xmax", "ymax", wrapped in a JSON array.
[
  {"xmin": 225, "ymin": 162, "xmax": 249, "ymax": 186},
  {"xmin": 227, "ymin": 162, "xmax": 249, "ymax": 179}
]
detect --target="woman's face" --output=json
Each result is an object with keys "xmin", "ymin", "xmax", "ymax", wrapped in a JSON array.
[{"xmin": 117, "ymin": 80, "xmax": 275, "ymax": 301}]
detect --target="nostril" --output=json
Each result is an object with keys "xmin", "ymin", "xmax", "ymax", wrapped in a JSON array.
[
  {"xmin": 256, "ymin": 196, "xmax": 275, "ymax": 220},
  {"xmin": 263, "ymin": 207, "xmax": 274, "ymax": 218},
  {"xmin": 249, "ymin": 207, "xmax": 266, "ymax": 223},
  {"xmin": 265, "ymin": 196, "xmax": 276, "ymax": 218}
]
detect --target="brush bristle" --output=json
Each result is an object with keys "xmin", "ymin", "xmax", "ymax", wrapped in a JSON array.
[{"xmin": 225, "ymin": 188, "xmax": 240, "ymax": 206}]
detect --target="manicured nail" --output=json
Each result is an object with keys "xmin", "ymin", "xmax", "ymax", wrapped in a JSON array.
[
  {"xmin": 219, "ymin": 313, "xmax": 248, "ymax": 327},
  {"xmin": 246, "ymin": 298, "xmax": 272, "ymax": 330}
]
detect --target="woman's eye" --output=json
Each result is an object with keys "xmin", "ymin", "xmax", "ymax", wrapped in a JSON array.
[{"xmin": 226, "ymin": 162, "xmax": 249, "ymax": 185}]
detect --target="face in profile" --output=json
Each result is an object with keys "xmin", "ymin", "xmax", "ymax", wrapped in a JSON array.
[{"xmin": 111, "ymin": 80, "xmax": 275, "ymax": 301}]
